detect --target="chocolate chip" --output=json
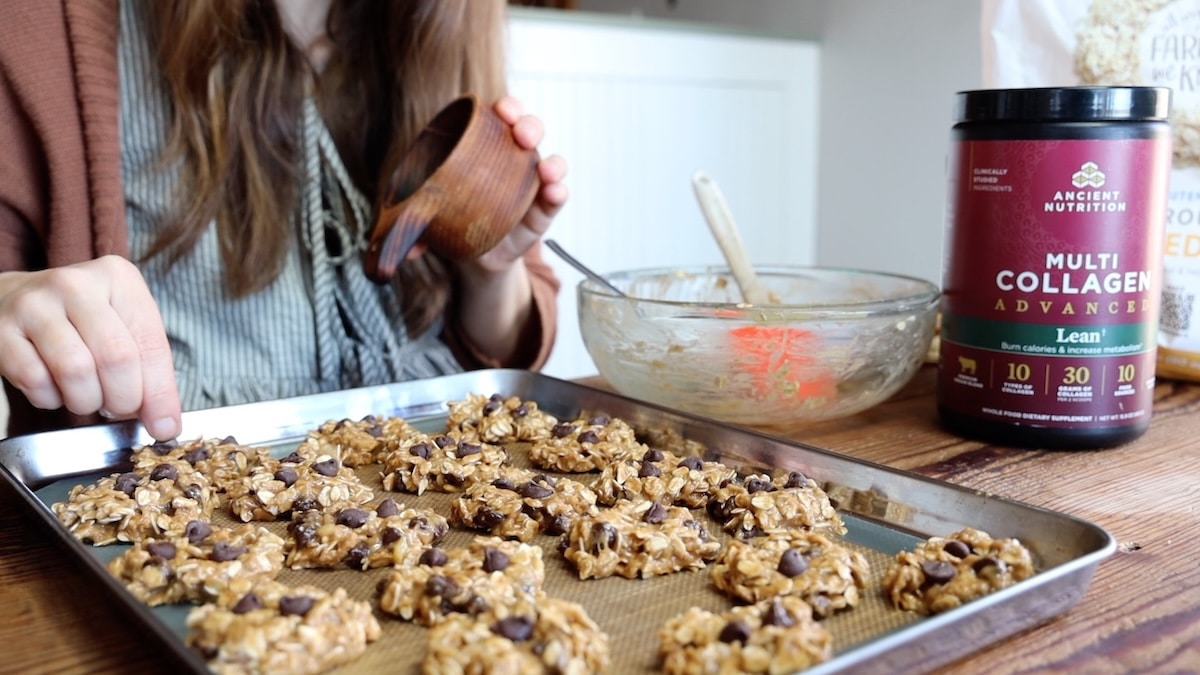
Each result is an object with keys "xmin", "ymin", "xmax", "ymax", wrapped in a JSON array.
[
  {"xmin": 643, "ymin": 448, "xmax": 665, "ymax": 462},
  {"xmin": 279, "ymin": 595, "xmax": 315, "ymax": 616},
  {"xmin": 151, "ymin": 439, "xmax": 177, "ymax": 455},
  {"xmin": 745, "ymin": 476, "xmax": 773, "ymax": 493},
  {"xmin": 149, "ymin": 463, "xmax": 177, "ymax": 482},
  {"xmin": 419, "ymin": 548, "xmax": 448, "ymax": 567},
  {"xmin": 232, "ymin": 593, "xmax": 263, "ymax": 614},
  {"xmin": 279, "ymin": 452, "xmax": 305, "ymax": 464},
  {"xmin": 290, "ymin": 522, "xmax": 317, "ymax": 548},
  {"xmin": 783, "ymin": 471, "xmax": 810, "ymax": 489},
  {"xmin": 973, "ymin": 557, "xmax": 1008, "ymax": 576},
  {"xmin": 587, "ymin": 413, "xmax": 610, "ymax": 426},
  {"xmin": 492, "ymin": 616, "xmax": 535, "ymax": 642},
  {"xmin": 476, "ymin": 508, "xmax": 506, "ymax": 529},
  {"xmin": 375, "ymin": 498, "xmax": 401, "ymax": 518},
  {"xmin": 291, "ymin": 497, "xmax": 319, "ymax": 514},
  {"xmin": 943, "ymin": 540, "xmax": 971, "ymax": 559},
  {"xmin": 589, "ymin": 523, "xmax": 619, "ymax": 553},
  {"xmin": 544, "ymin": 514, "xmax": 571, "ymax": 536},
  {"xmin": 517, "ymin": 481, "xmax": 554, "ymax": 500},
  {"xmin": 456, "ymin": 442, "xmax": 482, "ymax": 457},
  {"xmin": 210, "ymin": 542, "xmax": 248, "ymax": 562},
  {"xmin": 643, "ymin": 502, "xmax": 669, "ymax": 524},
  {"xmin": 344, "ymin": 543, "xmax": 370, "ymax": 568},
  {"xmin": 777, "ymin": 548, "xmax": 810, "ymax": 577},
  {"xmin": 718, "ymin": 619, "xmax": 752, "ymax": 644},
  {"xmin": 576, "ymin": 430, "xmax": 600, "ymax": 444},
  {"xmin": 336, "ymin": 508, "xmax": 369, "ymax": 529},
  {"xmin": 551, "ymin": 422, "xmax": 576, "ymax": 438},
  {"xmin": 492, "ymin": 477, "xmax": 516, "ymax": 491},
  {"xmin": 146, "ymin": 541, "xmax": 177, "ymax": 559},
  {"xmin": 513, "ymin": 403, "xmax": 530, "ymax": 417},
  {"xmin": 114, "ymin": 472, "xmax": 140, "ymax": 497},
  {"xmin": 381, "ymin": 527, "xmax": 402, "ymax": 545},
  {"xmin": 679, "ymin": 456, "xmax": 703, "ymax": 471},
  {"xmin": 464, "ymin": 594, "xmax": 491, "ymax": 616},
  {"xmin": 921, "ymin": 559, "xmax": 957, "ymax": 585},
  {"xmin": 311, "ymin": 458, "xmax": 339, "ymax": 476},
  {"xmin": 483, "ymin": 547, "xmax": 510, "ymax": 573},
  {"xmin": 425, "ymin": 574, "xmax": 457, "ymax": 597},
  {"xmin": 763, "ymin": 598, "xmax": 795, "ymax": 627},
  {"xmin": 638, "ymin": 460, "xmax": 662, "ymax": 478},
  {"xmin": 433, "ymin": 435, "xmax": 455, "ymax": 448},
  {"xmin": 409, "ymin": 443, "xmax": 431, "ymax": 459},
  {"xmin": 219, "ymin": 436, "xmax": 238, "ymax": 446},
  {"xmin": 483, "ymin": 399, "xmax": 502, "ymax": 416},
  {"xmin": 183, "ymin": 483, "xmax": 203, "ymax": 501},
  {"xmin": 185, "ymin": 520, "xmax": 213, "ymax": 545},
  {"xmin": 183, "ymin": 446, "xmax": 209, "ymax": 465},
  {"xmin": 273, "ymin": 466, "xmax": 298, "ymax": 487}
]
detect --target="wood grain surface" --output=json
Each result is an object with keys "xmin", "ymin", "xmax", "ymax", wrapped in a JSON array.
[{"xmin": 2, "ymin": 364, "xmax": 1198, "ymax": 673}]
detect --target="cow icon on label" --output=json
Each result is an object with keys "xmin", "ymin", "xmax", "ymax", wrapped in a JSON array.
[{"xmin": 958, "ymin": 356, "xmax": 977, "ymax": 376}]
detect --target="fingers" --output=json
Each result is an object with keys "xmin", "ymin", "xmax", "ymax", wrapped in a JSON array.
[
  {"xmin": 0, "ymin": 257, "xmax": 182, "ymax": 441},
  {"xmin": 106, "ymin": 261, "xmax": 181, "ymax": 440},
  {"xmin": 494, "ymin": 96, "xmax": 544, "ymax": 150},
  {"xmin": 537, "ymin": 154, "xmax": 569, "ymax": 210}
]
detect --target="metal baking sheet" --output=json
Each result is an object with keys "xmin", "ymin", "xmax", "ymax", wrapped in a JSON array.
[{"xmin": 0, "ymin": 368, "xmax": 1115, "ymax": 674}]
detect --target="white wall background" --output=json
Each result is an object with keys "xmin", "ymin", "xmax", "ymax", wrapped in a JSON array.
[{"xmin": 576, "ymin": 0, "xmax": 984, "ymax": 285}]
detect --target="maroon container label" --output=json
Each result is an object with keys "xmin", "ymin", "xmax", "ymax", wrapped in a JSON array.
[{"xmin": 939, "ymin": 137, "xmax": 1171, "ymax": 430}]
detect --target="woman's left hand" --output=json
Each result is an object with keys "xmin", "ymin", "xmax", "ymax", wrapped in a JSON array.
[{"xmin": 469, "ymin": 95, "xmax": 568, "ymax": 272}]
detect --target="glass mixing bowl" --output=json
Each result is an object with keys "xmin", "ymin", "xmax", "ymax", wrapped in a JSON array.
[{"xmin": 577, "ymin": 265, "xmax": 940, "ymax": 428}]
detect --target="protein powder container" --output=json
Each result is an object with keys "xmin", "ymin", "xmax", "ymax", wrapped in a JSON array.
[{"xmin": 938, "ymin": 86, "xmax": 1173, "ymax": 449}]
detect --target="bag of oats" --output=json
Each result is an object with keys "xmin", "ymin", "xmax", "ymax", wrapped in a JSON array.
[{"xmin": 982, "ymin": 0, "xmax": 1200, "ymax": 380}]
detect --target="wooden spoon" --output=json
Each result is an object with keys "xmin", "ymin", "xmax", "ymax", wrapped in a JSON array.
[{"xmin": 691, "ymin": 171, "xmax": 773, "ymax": 306}]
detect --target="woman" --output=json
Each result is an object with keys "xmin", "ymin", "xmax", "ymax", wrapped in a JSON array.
[{"xmin": 0, "ymin": 0, "xmax": 567, "ymax": 440}]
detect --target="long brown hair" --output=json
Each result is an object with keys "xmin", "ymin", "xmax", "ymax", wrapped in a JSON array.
[{"xmin": 143, "ymin": 0, "xmax": 507, "ymax": 332}]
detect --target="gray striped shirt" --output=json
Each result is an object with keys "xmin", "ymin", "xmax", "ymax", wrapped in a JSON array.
[{"xmin": 117, "ymin": 0, "xmax": 462, "ymax": 412}]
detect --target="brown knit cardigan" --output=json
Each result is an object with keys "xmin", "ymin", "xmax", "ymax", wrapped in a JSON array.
[{"xmin": 0, "ymin": 1, "xmax": 560, "ymax": 437}]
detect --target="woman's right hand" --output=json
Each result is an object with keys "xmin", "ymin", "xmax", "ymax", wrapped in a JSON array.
[{"xmin": 0, "ymin": 255, "xmax": 182, "ymax": 440}]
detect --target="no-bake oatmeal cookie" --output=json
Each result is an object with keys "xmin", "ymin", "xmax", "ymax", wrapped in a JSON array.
[
  {"xmin": 423, "ymin": 596, "xmax": 611, "ymax": 675},
  {"xmin": 591, "ymin": 446, "xmax": 737, "ymax": 509},
  {"xmin": 187, "ymin": 580, "xmax": 381, "ymax": 675},
  {"xmin": 284, "ymin": 497, "xmax": 448, "ymax": 570},
  {"xmin": 377, "ymin": 535, "xmax": 546, "ymax": 626},
  {"xmin": 52, "ymin": 461, "xmax": 217, "ymax": 545},
  {"xmin": 559, "ymin": 499, "xmax": 721, "ymax": 580},
  {"xmin": 706, "ymin": 470, "xmax": 844, "ymax": 539},
  {"xmin": 297, "ymin": 414, "xmax": 423, "ymax": 467},
  {"xmin": 528, "ymin": 412, "xmax": 644, "ymax": 473},
  {"xmin": 379, "ymin": 432, "xmax": 508, "ymax": 494},
  {"xmin": 445, "ymin": 392, "xmax": 560, "ymax": 443},
  {"xmin": 225, "ymin": 451, "xmax": 374, "ymax": 522},
  {"xmin": 450, "ymin": 466, "xmax": 599, "ymax": 541},
  {"xmin": 710, "ymin": 529, "xmax": 869, "ymax": 617},
  {"xmin": 107, "ymin": 520, "xmax": 285, "ymax": 605},
  {"xmin": 131, "ymin": 437, "xmax": 273, "ymax": 495},
  {"xmin": 882, "ymin": 527, "xmax": 1037, "ymax": 615},
  {"xmin": 657, "ymin": 595, "xmax": 832, "ymax": 675}
]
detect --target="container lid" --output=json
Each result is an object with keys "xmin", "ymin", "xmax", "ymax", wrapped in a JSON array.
[{"xmin": 955, "ymin": 86, "xmax": 1170, "ymax": 123}]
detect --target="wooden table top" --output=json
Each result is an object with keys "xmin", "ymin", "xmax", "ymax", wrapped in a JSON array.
[{"xmin": 2, "ymin": 364, "xmax": 1199, "ymax": 673}]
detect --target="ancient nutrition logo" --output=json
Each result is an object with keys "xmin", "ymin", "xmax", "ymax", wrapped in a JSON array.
[{"xmin": 1046, "ymin": 162, "xmax": 1127, "ymax": 213}]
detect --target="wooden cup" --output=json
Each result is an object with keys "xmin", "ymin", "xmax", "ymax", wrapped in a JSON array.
[{"xmin": 364, "ymin": 95, "xmax": 541, "ymax": 283}]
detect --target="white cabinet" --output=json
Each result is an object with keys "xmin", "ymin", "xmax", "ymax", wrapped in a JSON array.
[{"xmin": 507, "ymin": 10, "xmax": 820, "ymax": 379}]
